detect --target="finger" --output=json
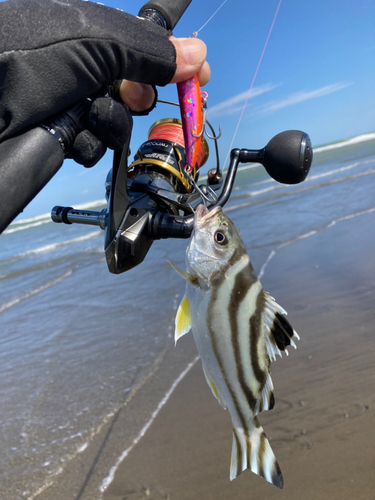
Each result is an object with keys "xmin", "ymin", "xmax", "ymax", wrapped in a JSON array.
[
  {"xmin": 70, "ymin": 130, "xmax": 107, "ymax": 168},
  {"xmin": 119, "ymin": 80, "xmax": 155, "ymax": 112},
  {"xmin": 169, "ymin": 37, "xmax": 211, "ymax": 86},
  {"xmin": 88, "ymin": 97, "xmax": 133, "ymax": 150},
  {"xmin": 196, "ymin": 61, "xmax": 211, "ymax": 87}
]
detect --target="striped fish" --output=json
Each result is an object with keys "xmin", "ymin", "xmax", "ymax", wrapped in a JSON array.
[{"xmin": 172, "ymin": 205, "xmax": 299, "ymax": 488}]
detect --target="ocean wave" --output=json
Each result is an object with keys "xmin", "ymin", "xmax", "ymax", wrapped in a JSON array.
[
  {"xmin": 314, "ymin": 132, "xmax": 375, "ymax": 154},
  {"xmin": 0, "ymin": 270, "xmax": 73, "ymax": 314},
  {"xmin": 227, "ymin": 166, "xmax": 375, "ymax": 213},
  {"xmin": 4, "ymin": 218, "xmax": 52, "ymax": 234},
  {"xmin": 258, "ymin": 206, "xmax": 375, "ymax": 279},
  {"xmin": 4, "ymin": 199, "xmax": 107, "ymax": 235},
  {"xmin": 235, "ymin": 158, "xmax": 375, "ymax": 200},
  {"xmin": 19, "ymin": 231, "xmax": 102, "ymax": 258}
]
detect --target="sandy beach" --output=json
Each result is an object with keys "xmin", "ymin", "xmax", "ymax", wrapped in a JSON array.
[
  {"xmin": 101, "ymin": 211, "xmax": 375, "ymax": 500},
  {"xmin": 33, "ymin": 208, "xmax": 375, "ymax": 500}
]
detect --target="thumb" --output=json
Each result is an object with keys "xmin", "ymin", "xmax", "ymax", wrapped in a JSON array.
[{"xmin": 169, "ymin": 37, "xmax": 211, "ymax": 86}]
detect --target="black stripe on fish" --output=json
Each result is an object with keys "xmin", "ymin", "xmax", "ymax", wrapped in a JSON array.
[
  {"xmin": 206, "ymin": 249, "xmax": 250, "ymax": 437},
  {"xmin": 270, "ymin": 312, "xmax": 294, "ymax": 351},
  {"xmin": 272, "ymin": 460, "xmax": 284, "ymax": 489},
  {"xmin": 269, "ymin": 391, "xmax": 275, "ymax": 410},
  {"xmin": 250, "ymin": 291, "xmax": 267, "ymax": 386},
  {"xmin": 258, "ymin": 388, "xmax": 275, "ymax": 414},
  {"xmin": 233, "ymin": 429, "xmax": 242, "ymax": 477},
  {"xmin": 258, "ymin": 432, "xmax": 267, "ymax": 480},
  {"xmin": 258, "ymin": 428, "xmax": 283, "ymax": 489},
  {"xmin": 210, "ymin": 247, "xmax": 244, "ymax": 285},
  {"xmin": 258, "ymin": 398, "xmax": 263, "ymax": 414},
  {"xmin": 228, "ymin": 264, "xmax": 258, "ymax": 412},
  {"xmin": 246, "ymin": 435, "xmax": 252, "ymax": 469}
]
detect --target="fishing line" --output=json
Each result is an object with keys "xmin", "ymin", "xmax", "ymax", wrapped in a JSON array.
[
  {"xmin": 222, "ymin": 0, "xmax": 283, "ymax": 173},
  {"xmin": 192, "ymin": 0, "xmax": 230, "ymax": 37}
]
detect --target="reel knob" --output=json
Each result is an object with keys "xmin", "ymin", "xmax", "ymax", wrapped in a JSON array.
[
  {"xmin": 239, "ymin": 130, "xmax": 313, "ymax": 184},
  {"xmin": 263, "ymin": 130, "xmax": 313, "ymax": 184}
]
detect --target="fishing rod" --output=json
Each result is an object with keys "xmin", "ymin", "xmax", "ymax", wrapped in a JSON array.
[{"xmin": 51, "ymin": 0, "xmax": 313, "ymax": 274}]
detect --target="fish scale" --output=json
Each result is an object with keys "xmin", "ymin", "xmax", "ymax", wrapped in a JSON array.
[{"xmin": 172, "ymin": 205, "xmax": 299, "ymax": 488}]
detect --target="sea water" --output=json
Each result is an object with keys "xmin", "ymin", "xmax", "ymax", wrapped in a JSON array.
[{"xmin": 0, "ymin": 133, "xmax": 374, "ymax": 499}]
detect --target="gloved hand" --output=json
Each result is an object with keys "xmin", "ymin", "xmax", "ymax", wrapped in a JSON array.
[
  {"xmin": 42, "ymin": 91, "xmax": 135, "ymax": 168},
  {"xmin": 0, "ymin": 0, "xmax": 210, "ymax": 165}
]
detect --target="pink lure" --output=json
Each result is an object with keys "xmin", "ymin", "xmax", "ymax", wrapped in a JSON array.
[{"xmin": 177, "ymin": 74, "xmax": 203, "ymax": 173}]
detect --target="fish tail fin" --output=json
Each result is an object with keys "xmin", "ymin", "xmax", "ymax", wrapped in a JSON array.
[{"xmin": 230, "ymin": 421, "xmax": 283, "ymax": 489}]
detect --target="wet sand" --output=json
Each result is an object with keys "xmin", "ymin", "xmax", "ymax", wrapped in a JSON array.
[
  {"xmin": 103, "ymin": 211, "xmax": 375, "ymax": 500},
  {"xmin": 35, "ymin": 210, "xmax": 375, "ymax": 500}
]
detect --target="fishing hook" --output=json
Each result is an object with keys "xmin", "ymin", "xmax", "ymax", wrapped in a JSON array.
[
  {"xmin": 205, "ymin": 123, "xmax": 222, "ymax": 140},
  {"xmin": 187, "ymin": 171, "xmax": 218, "ymax": 206},
  {"xmin": 191, "ymin": 92, "xmax": 222, "ymax": 141}
]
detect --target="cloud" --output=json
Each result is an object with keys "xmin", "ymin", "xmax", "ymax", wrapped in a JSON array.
[
  {"xmin": 207, "ymin": 83, "xmax": 281, "ymax": 119},
  {"xmin": 257, "ymin": 82, "xmax": 352, "ymax": 115}
]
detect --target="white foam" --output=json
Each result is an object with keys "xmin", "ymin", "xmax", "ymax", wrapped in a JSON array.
[
  {"xmin": 9, "ymin": 213, "xmax": 51, "ymax": 225},
  {"xmin": 77, "ymin": 443, "xmax": 88, "ymax": 453},
  {"xmin": 0, "ymin": 270, "xmax": 72, "ymax": 314},
  {"xmin": 258, "ymin": 250, "xmax": 276, "ymax": 280},
  {"xmin": 19, "ymin": 230, "xmax": 102, "ymax": 257},
  {"xmin": 4, "ymin": 219, "xmax": 52, "ymax": 234},
  {"xmin": 99, "ymin": 355, "xmax": 200, "ymax": 495},
  {"xmin": 314, "ymin": 132, "xmax": 375, "ymax": 154}
]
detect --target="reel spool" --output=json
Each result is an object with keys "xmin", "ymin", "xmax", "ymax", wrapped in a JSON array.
[{"xmin": 128, "ymin": 118, "xmax": 209, "ymax": 194}]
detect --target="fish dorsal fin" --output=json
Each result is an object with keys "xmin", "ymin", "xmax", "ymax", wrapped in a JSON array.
[
  {"xmin": 168, "ymin": 261, "xmax": 199, "ymax": 286},
  {"xmin": 254, "ymin": 373, "xmax": 275, "ymax": 416},
  {"xmin": 263, "ymin": 292, "xmax": 300, "ymax": 362},
  {"xmin": 202, "ymin": 364, "xmax": 227, "ymax": 409},
  {"xmin": 175, "ymin": 295, "xmax": 192, "ymax": 344}
]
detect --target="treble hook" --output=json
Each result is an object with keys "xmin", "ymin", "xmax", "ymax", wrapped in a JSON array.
[
  {"xmin": 187, "ymin": 170, "xmax": 218, "ymax": 206},
  {"xmin": 191, "ymin": 91, "xmax": 221, "ymax": 141},
  {"xmin": 205, "ymin": 124, "xmax": 221, "ymax": 140}
]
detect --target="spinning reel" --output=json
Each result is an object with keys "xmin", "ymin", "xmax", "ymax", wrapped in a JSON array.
[{"xmin": 51, "ymin": 112, "xmax": 313, "ymax": 273}]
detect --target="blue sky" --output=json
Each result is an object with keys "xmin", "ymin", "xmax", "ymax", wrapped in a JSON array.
[{"xmin": 8, "ymin": 0, "xmax": 375, "ymax": 219}]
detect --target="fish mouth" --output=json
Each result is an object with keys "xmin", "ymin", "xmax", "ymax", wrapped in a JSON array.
[{"xmin": 194, "ymin": 204, "xmax": 222, "ymax": 229}]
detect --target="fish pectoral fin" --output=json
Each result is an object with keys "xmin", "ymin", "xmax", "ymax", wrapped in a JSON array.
[
  {"xmin": 175, "ymin": 295, "xmax": 192, "ymax": 344},
  {"xmin": 202, "ymin": 365, "xmax": 227, "ymax": 410},
  {"xmin": 230, "ymin": 422, "xmax": 283, "ymax": 489},
  {"xmin": 168, "ymin": 261, "xmax": 199, "ymax": 286},
  {"xmin": 264, "ymin": 293, "xmax": 300, "ymax": 362}
]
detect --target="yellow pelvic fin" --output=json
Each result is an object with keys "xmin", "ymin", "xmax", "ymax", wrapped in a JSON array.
[{"xmin": 175, "ymin": 295, "xmax": 192, "ymax": 344}]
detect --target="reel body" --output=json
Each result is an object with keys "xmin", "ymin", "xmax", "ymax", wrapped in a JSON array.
[{"xmin": 103, "ymin": 118, "xmax": 208, "ymax": 273}]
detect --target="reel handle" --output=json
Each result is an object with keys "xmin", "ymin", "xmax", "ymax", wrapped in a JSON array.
[{"xmin": 51, "ymin": 206, "xmax": 107, "ymax": 230}]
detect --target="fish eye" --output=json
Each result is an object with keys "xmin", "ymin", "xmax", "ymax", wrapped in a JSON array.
[{"xmin": 214, "ymin": 230, "xmax": 228, "ymax": 245}]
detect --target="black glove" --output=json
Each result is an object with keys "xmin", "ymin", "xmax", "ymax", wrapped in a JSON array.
[
  {"xmin": 70, "ymin": 96, "xmax": 133, "ymax": 168},
  {"xmin": 42, "ymin": 93, "xmax": 135, "ymax": 167},
  {"xmin": 0, "ymin": 0, "xmax": 176, "ymax": 143}
]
